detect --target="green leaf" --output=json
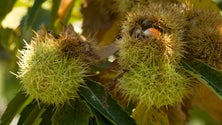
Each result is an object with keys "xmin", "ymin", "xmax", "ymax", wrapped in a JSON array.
[
  {"xmin": 0, "ymin": 0, "xmax": 17, "ymax": 24},
  {"xmin": 17, "ymin": 101, "xmax": 36, "ymax": 125},
  {"xmin": 20, "ymin": 0, "xmax": 46, "ymax": 41},
  {"xmin": 181, "ymin": 59, "xmax": 222, "ymax": 97},
  {"xmin": 0, "ymin": 91, "xmax": 30, "ymax": 125},
  {"xmin": 90, "ymin": 107, "xmax": 114, "ymax": 125},
  {"xmin": 51, "ymin": 100, "xmax": 92, "ymax": 125},
  {"xmin": 20, "ymin": 103, "xmax": 45, "ymax": 125},
  {"xmin": 79, "ymin": 80, "xmax": 136, "ymax": 125},
  {"xmin": 39, "ymin": 105, "xmax": 55, "ymax": 125},
  {"xmin": 25, "ymin": 0, "xmax": 46, "ymax": 28},
  {"xmin": 89, "ymin": 117, "xmax": 98, "ymax": 125},
  {"xmin": 50, "ymin": 0, "xmax": 61, "ymax": 29},
  {"xmin": 17, "ymin": 101, "xmax": 44, "ymax": 125}
]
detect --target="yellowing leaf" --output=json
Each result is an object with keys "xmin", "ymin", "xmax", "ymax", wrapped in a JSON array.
[
  {"xmin": 132, "ymin": 103, "xmax": 169, "ymax": 125},
  {"xmin": 98, "ymin": 20, "xmax": 121, "ymax": 46},
  {"xmin": 167, "ymin": 103, "xmax": 189, "ymax": 125},
  {"xmin": 191, "ymin": 82, "xmax": 222, "ymax": 123}
]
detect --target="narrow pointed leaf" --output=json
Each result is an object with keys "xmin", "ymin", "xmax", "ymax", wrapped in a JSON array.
[
  {"xmin": 25, "ymin": 0, "xmax": 46, "ymax": 28},
  {"xmin": 52, "ymin": 100, "xmax": 92, "ymax": 125},
  {"xmin": 50, "ymin": 0, "xmax": 61, "ymax": 29},
  {"xmin": 79, "ymin": 80, "xmax": 136, "ymax": 125},
  {"xmin": 17, "ymin": 101, "xmax": 38, "ymax": 125},
  {"xmin": 21, "ymin": 104, "xmax": 45, "ymax": 125},
  {"xmin": 0, "ymin": 91, "xmax": 30, "ymax": 125},
  {"xmin": 20, "ymin": 0, "xmax": 47, "ymax": 41},
  {"xmin": 181, "ymin": 59, "xmax": 222, "ymax": 97},
  {"xmin": 39, "ymin": 106, "xmax": 55, "ymax": 125},
  {"xmin": 90, "ymin": 107, "xmax": 113, "ymax": 125}
]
